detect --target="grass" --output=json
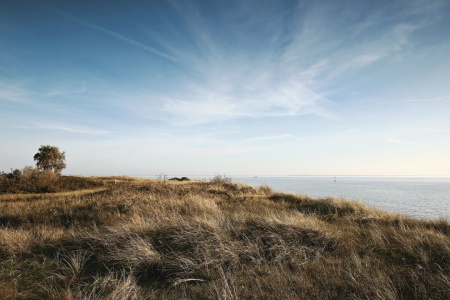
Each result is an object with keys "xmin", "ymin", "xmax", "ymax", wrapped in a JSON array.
[
  {"xmin": 0, "ymin": 188, "xmax": 107, "ymax": 202},
  {"xmin": 0, "ymin": 177, "xmax": 449, "ymax": 299}
]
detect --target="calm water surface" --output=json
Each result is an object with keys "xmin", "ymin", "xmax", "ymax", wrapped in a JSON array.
[{"xmin": 234, "ymin": 176, "xmax": 450, "ymax": 221}]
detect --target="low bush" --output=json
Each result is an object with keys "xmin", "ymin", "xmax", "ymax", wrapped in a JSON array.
[
  {"xmin": 210, "ymin": 174, "xmax": 232, "ymax": 185},
  {"xmin": 0, "ymin": 168, "xmax": 103, "ymax": 194},
  {"xmin": 1, "ymin": 167, "xmax": 58, "ymax": 193}
]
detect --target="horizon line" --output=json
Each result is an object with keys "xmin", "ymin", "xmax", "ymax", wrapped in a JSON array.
[{"xmin": 67, "ymin": 173, "xmax": 450, "ymax": 178}]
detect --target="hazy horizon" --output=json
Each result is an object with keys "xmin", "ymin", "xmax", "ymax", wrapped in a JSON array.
[{"xmin": 2, "ymin": 0, "xmax": 450, "ymax": 176}]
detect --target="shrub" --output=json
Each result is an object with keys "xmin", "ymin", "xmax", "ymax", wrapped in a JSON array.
[
  {"xmin": 210, "ymin": 174, "xmax": 232, "ymax": 185},
  {"xmin": 0, "ymin": 169, "xmax": 103, "ymax": 194},
  {"xmin": 257, "ymin": 184, "xmax": 273, "ymax": 196},
  {"xmin": 0, "ymin": 166, "xmax": 58, "ymax": 193}
]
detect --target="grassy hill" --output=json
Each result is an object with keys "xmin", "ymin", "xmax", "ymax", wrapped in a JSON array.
[{"xmin": 1, "ymin": 177, "xmax": 449, "ymax": 299}]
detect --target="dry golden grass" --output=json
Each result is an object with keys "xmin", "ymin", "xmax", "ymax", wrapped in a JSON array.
[
  {"xmin": 0, "ymin": 187, "xmax": 107, "ymax": 202},
  {"xmin": 0, "ymin": 177, "xmax": 449, "ymax": 299}
]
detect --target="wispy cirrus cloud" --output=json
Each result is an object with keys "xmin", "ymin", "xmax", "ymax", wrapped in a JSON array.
[
  {"xmin": 40, "ymin": 4, "xmax": 178, "ymax": 64},
  {"xmin": 401, "ymin": 95, "xmax": 450, "ymax": 102},
  {"xmin": 13, "ymin": 123, "xmax": 113, "ymax": 135},
  {"xmin": 385, "ymin": 135, "xmax": 414, "ymax": 145},
  {"xmin": 158, "ymin": 75, "xmax": 333, "ymax": 125},
  {"xmin": 121, "ymin": 3, "xmax": 340, "ymax": 125},
  {"xmin": 245, "ymin": 134, "xmax": 291, "ymax": 142},
  {"xmin": 0, "ymin": 81, "xmax": 31, "ymax": 104},
  {"xmin": 36, "ymin": 1, "xmax": 448, "ymax": 128},
  {"xmin": 45, "ymin": 83, "xmax": 87, "ymax": 97},
  {"xmin": 376, "ymin": 95, "xmax": 450, "ymax": 105},
  {"xmin": 133, "ymin": 1, "xmax": 439, "ymax": 126}
]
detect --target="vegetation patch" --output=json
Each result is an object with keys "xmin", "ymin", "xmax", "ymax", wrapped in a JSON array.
[
  {"xmin": 0, "ymin": 172, "xmax": 104, "ymax": 194},
  {"xmin": 0, "ymin": 178, "xmax": 449, "ymax": 299}
]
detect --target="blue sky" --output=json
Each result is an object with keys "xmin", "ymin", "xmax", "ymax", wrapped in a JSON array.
[{"xmin": 1, "ymin": 0, "xmax": 450, "ymax": 176}]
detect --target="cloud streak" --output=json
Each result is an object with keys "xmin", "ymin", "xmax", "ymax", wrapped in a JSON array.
[
  {"xmin": 120, "ymin": 3, "xmax": 344, "ymax": 125},
  {"xmin": 45, "ymin": 83, "xmax": 87, "ymax": 97},
  {"xmin": 246, "ymin": 134, "xmax": 291, "ymax": 142},
  {"xmin": 377, "ymin": 95, "xmax": 450, "ymax": 105},
  {"xmin": 123, "ymin": 1, "xmax": 438, "ymax": 126},
  {"xmin": 40, "ymin": 4, "xmax": 178, "ymax": 64},
  {"xmin": 13, "ymin": 123, "xmax": 113, "ymax": 135},
  {"xmin": 401, "ymin": 96, "xmax": 450, "ymax": 102},
  {"xmin": 31, "ymin": 1, "xmax": 450, "ymax": 129},
  {"xmin": 0, "ymin": 81, "xmax": 32, "ymax": 104},
  {"xmin": 385, "ymin": 135, "xmax": 413, "ymax": 145}
]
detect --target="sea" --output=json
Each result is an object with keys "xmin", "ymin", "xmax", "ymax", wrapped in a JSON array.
[{"xmin": 139, "ymin": 175, "xmax": 450, "ymax": 221}]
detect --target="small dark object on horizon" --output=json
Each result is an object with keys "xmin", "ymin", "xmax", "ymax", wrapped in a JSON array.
[{"xmin": 169, "ymin": 177, "xmax": 190, "ymax": 181}]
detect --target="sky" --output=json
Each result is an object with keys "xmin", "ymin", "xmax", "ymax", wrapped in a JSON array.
[{"xmin": 1, "ymin": 0, "xmax": 450, "ymax": 176}]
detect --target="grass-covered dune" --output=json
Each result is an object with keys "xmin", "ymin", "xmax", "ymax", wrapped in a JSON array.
[{"xmin": 1, "ymin": 177, "xmax": 449, "ymax": 299}]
